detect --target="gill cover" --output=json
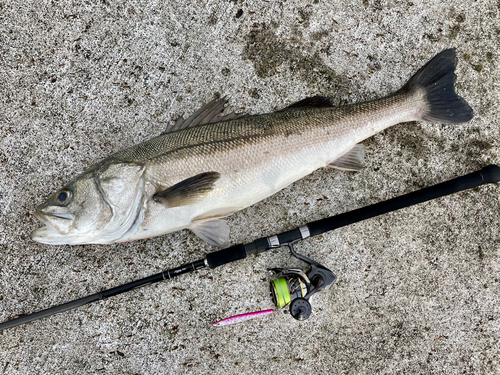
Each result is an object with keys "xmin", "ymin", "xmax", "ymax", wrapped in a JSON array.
[{"xmin": 94, "ymin": 162, "xmax": 146, "ymax": 243}]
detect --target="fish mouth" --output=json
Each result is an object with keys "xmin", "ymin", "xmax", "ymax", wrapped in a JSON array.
[
  {"xmin": 46, "ymin": 212, "xmax": 74, "ymax": 220},
  {"xmin": 31, "ymin": 210, "xmax": 75, "ymax": 244},
  {"xmin": 35, "ymin": 209, "xmax": 74, "ymax": 223},
  {"xmin": 30, "ymin": 225, "xmax": 68, "ymax": 244}
]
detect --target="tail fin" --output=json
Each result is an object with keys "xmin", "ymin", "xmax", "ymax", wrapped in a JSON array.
[{"xmin": 400, "ymin": 48, "xmax": 473, "ymax": 124}]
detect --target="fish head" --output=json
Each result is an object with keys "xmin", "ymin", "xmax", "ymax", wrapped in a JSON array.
[
  {"xmin": 31, "ymin": 174, "xmax": 113, "ymax": 244},
  {"xmin": 31, "ymin": 162, "xmax": 145, "ymax": 245}
]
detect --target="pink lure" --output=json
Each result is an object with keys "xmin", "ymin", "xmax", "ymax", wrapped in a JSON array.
[{"xmin": 212, "ymin": 309, "xmax": 275, "ymax": 327}]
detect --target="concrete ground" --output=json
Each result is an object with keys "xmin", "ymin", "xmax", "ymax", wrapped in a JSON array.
[{"xmin": 0, "ymin": 0, "xmax": 499, "ymax": 374}]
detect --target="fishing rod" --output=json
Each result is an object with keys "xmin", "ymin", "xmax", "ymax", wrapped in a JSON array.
[{"xmin": 1, "ymin": 165, "xmax": 499, "ymax": 330}]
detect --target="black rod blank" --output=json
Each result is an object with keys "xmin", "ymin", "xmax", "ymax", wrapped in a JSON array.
[
  {"xmin": 307, "ymin": 164, "xmax": 500, "ymax": 236},
  {"xmin": 1, "ymin": 165, "xmax": 498, "ymax": 331},
  {"xmin": 0, "ymin": 260, "xmax": 206, "ymax": 331}
]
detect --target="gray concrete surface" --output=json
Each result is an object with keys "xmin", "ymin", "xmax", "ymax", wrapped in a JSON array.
[{"xmin": 1, "ymin": 0, "xmax": 499, "ymax": 374}]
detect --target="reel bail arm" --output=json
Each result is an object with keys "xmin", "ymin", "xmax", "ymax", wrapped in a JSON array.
[
  {"xmin": 269, "ymin": 240, "xmax": 337, "ymax": 321},
  {"xmin": 283, "ymin": 240, "xmax": 337, "ymax": 292}
]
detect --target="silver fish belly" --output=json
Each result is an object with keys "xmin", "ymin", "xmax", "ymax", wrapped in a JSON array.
[{"xmin": 31, "ymin": 49, "xmax": 473, "ymax": 246}]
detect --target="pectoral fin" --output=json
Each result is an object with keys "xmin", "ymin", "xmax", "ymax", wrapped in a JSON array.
[
  {"xmin": 328, "ymin": 144, "xmax": 365, "ymax": 171},
  {"xmin": 190, "ymin": 218, "xmax": 230, "ymax": 247},
  {"xmin": 153, "ymin": 172, "xmax": 221, "ymax": 208}
]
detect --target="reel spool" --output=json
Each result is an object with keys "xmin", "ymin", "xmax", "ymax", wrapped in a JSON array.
[
  {"xmin": 268, "ymin": 241, "xmax": 336, "ymax": 321},
  {"xmin": 270, "ymin": 272, "xmax": 308, "ymax": 308},
  {"xmin": 270, "ymin": 269, "xmax": 311, "ymax": 320}
]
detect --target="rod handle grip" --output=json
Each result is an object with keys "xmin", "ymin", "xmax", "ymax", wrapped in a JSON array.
[
  {"xmin": 307, "ymin": 165, "xmax": 500, "ymax": 237},
  {"xmin": 479, "ymin": 164, "xmax": 500, "ymax": 183},
  {"xmin": 206, "ymin": 244, "xmax": 247, "ymax": 269}
]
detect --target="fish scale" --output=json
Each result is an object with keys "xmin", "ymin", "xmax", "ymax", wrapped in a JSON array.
[
  {"xmin": 117, "ymin": 96, "xmax": 412, "ymax": 189},
  {"xmin": 117, "ymin": 93, "xmax": 421, "ymax": 241},
  {"xmin": 30, "ymin": 49, "xmax": 473, "ymax": 246}
]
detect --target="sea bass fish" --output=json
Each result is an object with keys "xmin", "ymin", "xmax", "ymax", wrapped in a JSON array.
[{"xmin": 31, "ymin": 49, "xmax": 473, "ymax": 246}]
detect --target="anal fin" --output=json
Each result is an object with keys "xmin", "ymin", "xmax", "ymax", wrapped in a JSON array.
[{"xmin": 328, "ymin": 144, "xmax": 365, "ymax": 171}]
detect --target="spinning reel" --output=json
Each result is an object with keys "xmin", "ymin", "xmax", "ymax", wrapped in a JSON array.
[{"xmin": 269, "ymin": 241, "xmax": 336, "ymax": 320}]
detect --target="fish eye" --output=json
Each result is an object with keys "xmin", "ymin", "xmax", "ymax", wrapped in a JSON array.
[{"xmin": 56, "ymin": 189, "xmax": 72, "ymax": 205}]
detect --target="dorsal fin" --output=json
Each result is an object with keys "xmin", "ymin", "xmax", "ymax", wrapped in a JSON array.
[
  {"xmin": 163, "ymin": 98, "xmax": 249, "ymax": 134},
  {"xmin": 280, "ymin": 96, "xmax": 333, "ymax": 111}
]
